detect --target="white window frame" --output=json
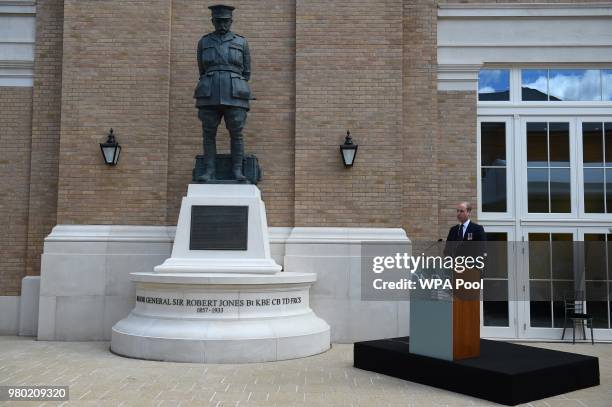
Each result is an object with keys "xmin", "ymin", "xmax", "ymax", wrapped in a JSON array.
[
  {"xmin": 478, "ymin": 66, "xmax": 612, "ymax": 109},
  {"xmin": 477, "ymin": 116, "xmax": 515, "ymax": 220},
  {"xmin": 577, "ymin": 117, "xmax": 612, "ymax": 219},
  {"xmin": 520, "ymin": 227, "xmax": 579, "ymax": 340},
  {"xmin": 479, "ymin": 225, "xmax": 519, "ymax": 339},
  {"xmin": 518, "ymin": 116, "xmax": 578, "ymax": 220}
]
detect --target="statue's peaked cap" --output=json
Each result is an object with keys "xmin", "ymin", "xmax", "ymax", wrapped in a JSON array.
[{"xmin": 209, "ymin": 4, "xmax": 234, "ymax": 18}]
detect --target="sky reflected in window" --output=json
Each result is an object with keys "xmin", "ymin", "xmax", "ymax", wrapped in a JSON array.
[
  {"xmin": 604, "ymin": 70, "xmax": 612, "ymax": 101},
  {"xmin": 549, "ymin": 69, "xmax": 601, "ymax": 101},
  {"xmin": 522, "ymin": 69, "xmax": 548, "ymax": 101},
  {"xmin": 478, "ymin": 69, "xmax": 510, "ymax": 101}
]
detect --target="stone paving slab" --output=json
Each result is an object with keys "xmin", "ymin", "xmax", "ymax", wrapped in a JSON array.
[{"xmin": 0, "ymin": 336, "xmax": 610, "ymax": 406}]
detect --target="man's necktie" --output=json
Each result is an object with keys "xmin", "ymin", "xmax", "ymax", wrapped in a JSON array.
[{"xmin": 458, "ymin": 224, "xmax": 463, "ymax": 240}]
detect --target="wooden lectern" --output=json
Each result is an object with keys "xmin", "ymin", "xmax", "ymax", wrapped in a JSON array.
[{"xmin": 409, "ymin": 267, "xmax": 481, "ymax": 361}]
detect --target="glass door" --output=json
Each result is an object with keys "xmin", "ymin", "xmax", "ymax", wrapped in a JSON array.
[
  {"xmin": 480, "ymin": 226, "xmax": 519, "ymax": 338},
  {"xmin": 578, "ymin": 228, "xmax": 612, "ymax": 341},
  {"xmin": 521, "ymin": 228, "xmax": 578, "ymax": 339}
]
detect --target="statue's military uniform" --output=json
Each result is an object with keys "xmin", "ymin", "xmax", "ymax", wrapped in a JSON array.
[
  {"xmin": 194, "ymin": 4, "xmax": 252, "ymax": 182},
  {"xmin": 194, "ymin": 32, "xmax": 251, "ymax": 109}
]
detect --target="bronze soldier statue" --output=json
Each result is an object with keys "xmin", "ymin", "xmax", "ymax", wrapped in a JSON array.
[{"xmin": 194, "ymin": 4, "xmax": 252, "ymax": 182}]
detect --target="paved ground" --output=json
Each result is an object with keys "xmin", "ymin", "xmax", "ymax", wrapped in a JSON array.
[{"xmin": 0, "ymin": 336, "xmax": 610, "ymax": 407}]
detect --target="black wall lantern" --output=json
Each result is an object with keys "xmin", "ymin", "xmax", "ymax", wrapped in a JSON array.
[
  {"xmin": 100, "ymin": 128, "xmax": 121, "ymax": 166},
  {"xmin": 339, "ymin": 130, "xmax": 358, "ymax": 167}
]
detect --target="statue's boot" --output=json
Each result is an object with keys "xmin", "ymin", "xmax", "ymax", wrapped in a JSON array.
[
  {"xmin": 231, "ymin": 133, "xmax": 247, "ymax": 182},
  {"xmin": 197, "ymin": 130, "xmax": 216, "ymax": 182}
]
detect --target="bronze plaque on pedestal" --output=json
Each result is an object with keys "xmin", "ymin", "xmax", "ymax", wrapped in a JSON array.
[{"xmin": 190, "ymin": 205, "xmax": 248, "ymax": 250}]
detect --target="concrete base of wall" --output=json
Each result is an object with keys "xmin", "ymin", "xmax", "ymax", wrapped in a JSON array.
[
  {"xmin": 0, "ymin": 296, "xmax": 19, "ymax": 335},
  {"xmin": 36, "ymin": 225, "xmax": 410, "ymax": 343},
  {"xmin": 19, "ymin": 276, "xmax": 40, "ymax": 336},
  {"xmin": 0, "ymin": 276, "xmax": 40, "ymax": 336}
]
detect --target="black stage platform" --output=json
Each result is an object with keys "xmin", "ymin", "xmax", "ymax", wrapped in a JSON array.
[{"xmin": 354, "ymin": 337, "xmax": 599, "ymax": 406}]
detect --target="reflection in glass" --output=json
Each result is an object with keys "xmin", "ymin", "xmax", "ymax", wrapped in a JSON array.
[
  {"xmin": 584, "ymin": 234, "xmax": 606, "ymax": 281},
  {"xmin": 549, "ymin": 168, "xmax": 571, "ymax": 213},
  {"xmin": 482, "ymin": 238, "xmax": 510, "ymax": 329},
  {"xmin": 481, "ymin": 122, "xmax": 507, "ymax": 213},
  {"xmin": 549, "ymin": 69, "xmax": 602, "ymax": 101},
  {"xmin": 585, "ymin": 280, "xmax": 607, "ymax": 302},
  {"xmin": 483, "ymin": 236, "xmax": 508, "ymax": 279},
  {"xmin": 481, "ymin": 123, "xmax": 506, "ymax": 166},
  {"xmin": 586, "ymin": 281, "xmax": 608, "ymax": 328},
  {"xmin": 604, "ymin": 70, "xmax": 612, "ymax": 101},
  {"xmin": 483, "ymin": 301, "xmax": 509, "ymax": 327},
  {"xmin": 522, "ymin": 69, "xmax": 548, "ymax": 101},
  {"xmin": 530, "ymin": 281, "xmax": 552, "ymax": 327},
  {"xmin": 528, "ymin": 168, "xmax": 548, "ymax": 213},
  {"xmin": 478, "ymin": 69, "xmax": 510, "ymax": 101},
  {"xmin": 607, "ymin": 169, "xmax": 612, "ymax": 213},
  {"xmin": 584, "ymin": 168, "xmax": 605, "ymax": 213},
  {"xmin": 549, "ymin": 123, "xmax": 570, "ymax": 166},
  {"xmin": 551, "ymin": 234, "xmax": 573, "ymax": 280},
  {"xmin": 482, "ymin": 168, "xmax": 506, "ymax": 213},
  {"xmin": 553, "ymin": 281, "xmax": 574, "ymax": 328},
  {"xmin": 527, "ymin": 122, "xmax": 548, "ymax": 167},
  {"xmin": 605, "ymin": 123, "xmax": 612, "ymax": 166},
  {"xmin": 583, "ymin": 122, "xmax": 604, "ymax": 166},
  {"xmin": 529, "ymin": 234, "xmax": 550, "ymax": 280}
]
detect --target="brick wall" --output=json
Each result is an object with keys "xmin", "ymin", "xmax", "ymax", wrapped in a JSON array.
[
  {"xmin": 293, "ymin": 0, "xmax": 404, "ymax": 227},
  {"xmin": 402, "ymin": 0, "xmax": 441, "ymax": 240},
  {"xmin": 0, "ymin": 88, "xmax": 32, "ymax": 295},
  {"xmin": 437, "ymin": 91, "xmax": 478, "ymax": 238},
  {"xmin": 24, "ymin": 0, "xmax": 64, "ymax": 279},
  {"xmin": 56, "ymin": 0, "xmax": 172, "ymax": 225}
]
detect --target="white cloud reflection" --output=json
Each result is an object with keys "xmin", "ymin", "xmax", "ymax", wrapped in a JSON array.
[
  {"xmin": 604, "ymin": 70, "xmax": 612, "ymax": 101},
  {"xmin": 478, "ymin": 69, "xmax": 509, "ymax": 93},
  {"xmin": 523, "ymin": 69, "xmax": 607, "ymax": 101}
]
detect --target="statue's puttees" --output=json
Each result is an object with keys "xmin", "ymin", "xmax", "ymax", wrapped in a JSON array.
[{"xmin": 194, "ymin": 4, "xmax": 252, "ymax": 182}]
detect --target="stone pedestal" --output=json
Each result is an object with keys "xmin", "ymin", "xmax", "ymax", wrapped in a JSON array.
[{"xmin": 110, "ymin": 184, "xmax": 330, "ymax": 363}]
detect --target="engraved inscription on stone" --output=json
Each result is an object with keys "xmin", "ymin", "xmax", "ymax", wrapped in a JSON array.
[
  {"xmin": 136, "ymin": 295, "xmax": 304, "ymax": 314},
  {"xmin": 190, "ymin": 205, "xmax": 248, "ymax": 250}
]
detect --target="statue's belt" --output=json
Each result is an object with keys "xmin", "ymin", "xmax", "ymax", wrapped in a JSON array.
[{"xmin": 203, "ymin": 65, "xmax": 244, "ymax": 75}]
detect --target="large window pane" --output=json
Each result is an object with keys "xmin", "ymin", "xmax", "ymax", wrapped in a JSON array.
[
  {"xmin": 522, "ymin": 69, "xmax": 548, "ymax": 101},
  {"xmin": 482, "ymin": 232, "xmax": 509, "ymax": 329},
  {"xmin": 483, "ymin": 280, "xmax": 509, "ymax": 327},
  {"xmin": 528, "ymin": 168, "xmax": 549, "ymax": 212},
  {"xmin": 607, "ymin": 169, "xmax": 612, "ymax": 213},
  {"xmin": 608, "ymin": 234, "xmax": 612, "ymax": 278},
  {"xmin": 585, "ymin": 234, "xmax": 606, "ymax": 281},
  {"xmin": 583, "ymin": 122, "xmax": 604, "ymax": 166},
  {"xmin": 481, "ymin": 122, "xmax": 506, "ymax": 166},
  {"xmin": 483, "ymin": 234, "xmax": 508, "ymax": 279},
  {"xmin": 549, "ymin": 122, "xmax": 570, "ymax": 166},
  {"xmin": 551, "ymin": 233, "xmax": 573, "ymax": 280},
  {"xmin": 482, "ymin": 168, "xmax": 507, "ymax": 212},
  {"xmin": 553, "ymin": 281, "xmax": 574, "ymax": 328},
  {"xmin": 478, "ymin": 69, "xmax": 510, "ymax": 101},
  {"xmin": 586, "ymin": 281, "xmax": 608, "ymax": 328},
  {"xmin": 530, "ymin": 281, "xmax": 552, "ymax": 327},
  {"xmin": 604, "ymin": 70, "xmax": 612, "ymax": 101},
  {"xmin": 481, "ymin": 122, "xmax": 507, "ymax": 213},
  {"xmin": 527, "ymin": 122, "xmax": 548, "ymax": 167},
  {"xmin": 549, "ymin": 69, "xmax": 602, "ymax": 101},
  {"xmin": 529, "ymin": 234, "xmax": 550, "ymax": 279},
  {"xmin": 605, "ymin": 123, "xmax": 612, "ymax": 166},
  {"xmin": 550, "ymin": 168, "xmax": 571, "ymax": 213},
  {"xmin": 584, "ymin": 168, "xmax": 605, "ymax": 213}
]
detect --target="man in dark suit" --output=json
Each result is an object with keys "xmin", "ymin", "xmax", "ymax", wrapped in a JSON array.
[{"xmin": 444, "ymin": 202, "xmax": 486, "ymax": 257}]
